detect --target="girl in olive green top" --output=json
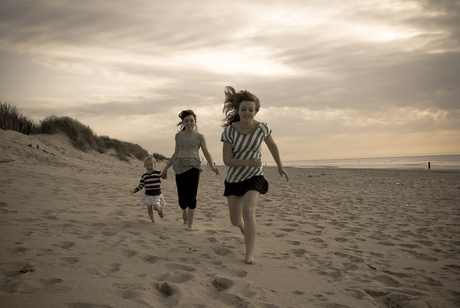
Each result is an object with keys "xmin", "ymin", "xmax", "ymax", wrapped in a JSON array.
[{"xmin": 162, "ymin": 110, "xmax": 219, "ymax": 230}]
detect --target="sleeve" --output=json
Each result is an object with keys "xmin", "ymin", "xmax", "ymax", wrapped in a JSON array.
[
  {"xmin": 175, "ymin": 133, "xmax": 180, "ymax": 142},
  {"xmin": 133, "ymin": 175, "xmax": 145, "ymax": 193},
  {"xmin": 261, "ymin": 122, "xmax": 272, "ymax": 139},
  {"xmin": 220, "ymin": 126, "xmax": 233, "ymax": 144}
]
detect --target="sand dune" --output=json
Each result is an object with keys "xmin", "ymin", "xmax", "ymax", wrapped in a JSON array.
[{"xmin": 1, "ymin": 129, "xmax": 459, "ymax": 308}]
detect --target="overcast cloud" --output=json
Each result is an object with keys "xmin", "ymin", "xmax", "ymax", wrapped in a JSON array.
[{"xmin": 1, "ymin": 0, "xmax": 459, "ymax": 162}]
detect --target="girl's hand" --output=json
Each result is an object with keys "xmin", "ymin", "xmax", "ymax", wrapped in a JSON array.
[
  {"xmin": 248, "ymin": 158, "xmax": 262, "ymax": 168},
  {"xmin": 161, "ymin": 169, "xmax": 168, "ymax": 179},
  {"xmin": 278, "ymin": 166, "xmax": 290, "ymax": 182},
  {"xmin": 211, "ymin": 166, "xmax": 220, "ymax": 175}
]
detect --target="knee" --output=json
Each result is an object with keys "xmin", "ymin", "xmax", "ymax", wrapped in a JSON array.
[{"xmin": 242, "ymin": 208, "xmax": 255, "ymax": 221}]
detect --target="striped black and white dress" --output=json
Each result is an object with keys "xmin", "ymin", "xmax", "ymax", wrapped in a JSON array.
[{"xmin": 221, "ymin": 122, "xmax": 272, "ymax": 183}]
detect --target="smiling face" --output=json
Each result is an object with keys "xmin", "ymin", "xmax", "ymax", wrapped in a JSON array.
[
  {"xmin": 182, "ymin": 114, "xmax": 197, "ymax": 131},
  {"xmin": 238, "ymin": 100, "xmax": 257, "ymax": 123},
  {"xmin": 144, "ymin": 159, "xmax": 155, "ymax": 173}
]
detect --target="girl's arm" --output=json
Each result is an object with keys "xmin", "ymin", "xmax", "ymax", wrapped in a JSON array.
[
  {"xmin": 222, "ymin": 142, "xmax": 261, "ymax": 168},
  {"xmin": 200, "ymin": 137, "xmax": 220, "ymax": 175},
  {"xmin": 264, "ymin": 135, "xmax": 290, "ymax": 182},
  {"xmin": 162, "ymin": 142, "xmax": 179, "ymax": 179}
]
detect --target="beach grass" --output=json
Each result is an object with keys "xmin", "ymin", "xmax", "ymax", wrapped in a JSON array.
[{"xmin": 0, "ymin": 101, "xmax": 164, "ymax": 161}]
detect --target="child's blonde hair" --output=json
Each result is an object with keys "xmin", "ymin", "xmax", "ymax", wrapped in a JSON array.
[{"xmin": 144, "ymin": 156, "xmax": 156, "ymax": 166}]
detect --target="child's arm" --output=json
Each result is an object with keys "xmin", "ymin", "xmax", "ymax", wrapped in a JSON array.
[
  {"xmin": 200, "ymin": 137, "xmax": 219, "ymax": 175},
  {"xmin": 264, "ymin": 135, "xmax": 289, "ymax": 182},
  {"xmin": 162, "ymin": 142, "xmax": 179, "ymax": 179},
  {"xmin": 131, "ymin": 175, "xmax": 146, "ymax": 194},
  {"xmin": 131, "ymin": 185, "xmax": 141, "ymax": 195}
]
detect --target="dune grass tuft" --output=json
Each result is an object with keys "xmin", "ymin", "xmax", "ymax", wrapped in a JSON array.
[
  {"xmin": 1, "ymin": 101, "xmax": 160, "ymax": 162},
  {"xmin": 0, "ymin": 101, "xmax": 40, "ymax": 135}
]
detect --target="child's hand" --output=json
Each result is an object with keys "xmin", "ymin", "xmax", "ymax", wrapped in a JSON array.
[
  {"xmin": 211, "ymin": 166, "xmax": 220, "ymax": 175},
  {"xmin": 161, "ymin": 170, "xmax": 168, "ymax": 179}
]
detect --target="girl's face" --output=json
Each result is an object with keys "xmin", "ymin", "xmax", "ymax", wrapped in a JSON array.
[
  {"xmin": 144, "ymin": 160, "xmax": 155, "ymax": 173},
  {"xmin": 238, "ymin": 101, "xmax": 257, "ymax": 122},
  {"xmin": 182, "ymin": 114, "xmax": 196, "ymax": 131}
]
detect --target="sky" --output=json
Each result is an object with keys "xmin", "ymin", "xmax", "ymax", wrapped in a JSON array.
[{"xmin": 1, "ymin": 0, "xmax": 459, "ymax": 163}]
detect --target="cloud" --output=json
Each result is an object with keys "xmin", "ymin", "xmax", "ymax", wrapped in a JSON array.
[{"xmin": 0, "ymin": 0, "xmax": 459, "ymax": 160}]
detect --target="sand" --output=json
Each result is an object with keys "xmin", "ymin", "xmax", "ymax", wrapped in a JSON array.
[{"xmin": 1, "ymin": 129, "xmax": 459, "ymax": 308}]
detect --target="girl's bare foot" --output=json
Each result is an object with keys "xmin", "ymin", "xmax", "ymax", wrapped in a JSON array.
[
  {"xmin": 245, "ymin": 257, "xmax": 256, "ymax": 264},
  {"xmin": 186, "ymin": 226, "xmax": 198, "ymax": 231}
]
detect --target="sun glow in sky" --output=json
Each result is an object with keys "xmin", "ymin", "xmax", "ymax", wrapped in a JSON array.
[{"xmin": 1, "ymin": 0, "xmax": 459, "ymax": 162}]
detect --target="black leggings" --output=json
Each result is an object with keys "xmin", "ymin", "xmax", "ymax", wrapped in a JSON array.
[{"xmin": 175, "ymin": 168, "xmax": 200, "ymax": 210}]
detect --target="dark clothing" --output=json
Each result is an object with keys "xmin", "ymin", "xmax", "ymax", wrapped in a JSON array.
[
  {"xmin": 175, "ymin": 167, "xmax": 200, "ymax": 209},
  {"xmin": 223, "ymin": 175, "xmax": 268, "ymax": 197}
]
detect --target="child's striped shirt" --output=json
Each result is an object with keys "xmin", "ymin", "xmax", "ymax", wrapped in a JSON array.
[{"xmin": 133, "ymin": 170, "xmax": 162, "ymax": 195}]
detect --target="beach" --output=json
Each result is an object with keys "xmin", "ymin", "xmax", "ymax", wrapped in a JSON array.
[{"xmin": 1, "ymin": 129, "xmax": 459, "ymax": 308}]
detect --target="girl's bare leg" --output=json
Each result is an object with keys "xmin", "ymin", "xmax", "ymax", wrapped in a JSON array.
[
  {"xmin": 147, "ymin": 205, "xmax": 154, "ymax": 223},
  {"xmin": 153, "ymin": 205, "xmax": 164, "ymax": 218},
  {"xmin": 182, "ymin": 209, "xmax": 188, "ymax": 224},
  {"xmin": 228, "ymin": 195, "xmax": 244, "ymax": 235},
  {"xmin": 186, "ymin": 208, "xmax": 196, "ymax": 230},
  {"xmin": 241, "ymin": 191, "xmax": 260, "ymax": 264}
]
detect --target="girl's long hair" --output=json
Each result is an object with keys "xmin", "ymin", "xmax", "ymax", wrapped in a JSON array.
[
  {"xmin": 222, "ymin": 86, "xmax": 260, "ymax": 127},
  {"xmin": 177, "ymin": 109, "xmax": 198, "ymax": 131}
]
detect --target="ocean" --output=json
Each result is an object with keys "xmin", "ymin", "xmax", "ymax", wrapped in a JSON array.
[{"xmin": 277, "ymin": 154, "xmax": 460, "ymax": 170}]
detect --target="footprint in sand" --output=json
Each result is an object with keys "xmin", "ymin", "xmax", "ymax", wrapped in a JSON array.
[
  {"xmin": 210, "ymin": 260, "xmax": 227, "ymax": 269},
  {"xmin": 156, "ymin": 282, "xmax": 180, "ymax": 307},
  {"xmin": 159, "ymin": 271, "xmax": 195, "ymax": 283},
  {"xmin": 139, "ymin": 254, "xmax": 161, "ymax": 264},
  {"xmin": 101, "ymin": 231, "xmax": 117, "ymax": 237},
  {"xmin": 53, "ymin": 242, "xmax": 76, "ymax": 250},
  {"xmin": 212, "ymin": 277, "xmax": 234, "ymax": 291},
  {"xmin": 119, "ymin": 289, "xmax": 141, "ymax": 300},
  {"xmin": 213, "ymin": 247, "xmax": 234, "ymax": 256},
  {"xmin": 12, "ymin": 246, "xmax": 30, "ymax": 254},
  {"xmin": 279, "ymin": 228, "xmax": 296, "ymax": 233},
  {"xmin": 84, "ymin": 263, "xmax": 122, "ymax": 278},
  {"xmin": 163, "ymin": 263, "xmax": 196, "ymax": 272},
  {"xmin": 1, "ymin": 277, "xmax": 64, "ymax": 294},
  {"xmin": 228, "ymin": 268, "xmax": 247, "ymax": 278},
  {"xmin": 121, "ymin": 249, "xmax": 138, "ymax": 257},
  {"xmin": 289, "ymin": 248, "xmax": 307, "ymax": 257},
  {"xmin": 60, "ymin": 257, "xmax": 79, "ymax": 265},
  {"xmin": 400, "ymin": 249, "xmax": 438, "ymax": 262},
  {"xmin": 372, "ymin": 275, "xmax": 400, "ymax": 287},
  {"xmin": 36, "ymin": 248, "xmax": 53, "ymax": 256}
]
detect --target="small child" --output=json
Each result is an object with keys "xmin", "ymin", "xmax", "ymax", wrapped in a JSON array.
[{"xmin": 131, "ymin": 156, "xmax": 166, "ymax": 223}]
